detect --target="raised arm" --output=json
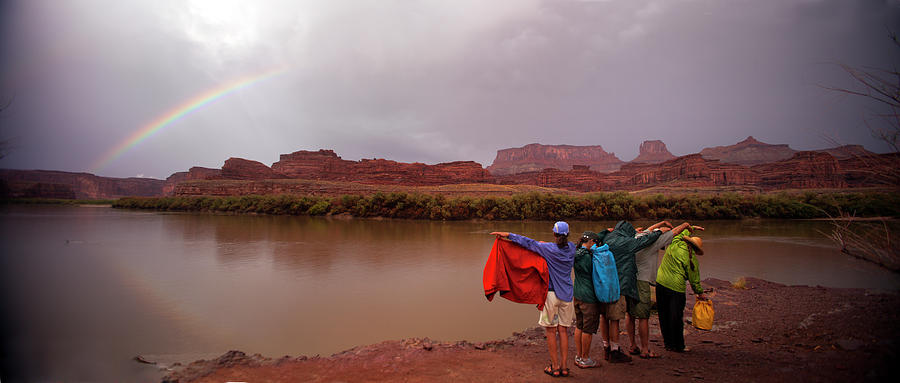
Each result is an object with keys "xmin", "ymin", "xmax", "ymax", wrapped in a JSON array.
[
  {"xmin": 671, "ymin": 222, "xmax": 705, "ymax": 236},
  {"xmin": 493, "ymin": 232, "xmax": 546, "ymax": 254},
  {"xmin": 644, "ymin": 220, "xmax": 672, "ymax": 232}
]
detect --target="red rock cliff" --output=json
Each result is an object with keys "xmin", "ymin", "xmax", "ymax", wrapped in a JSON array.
[
  {"xmin": 162, "ymin": 167, "xmax": 222, "ymax": 196},
  {"xmin": 487, "ymin": 144, "xmax": 624, "ymax": 175},
  {"xmin": 753, "ymin": 151, "xmax": 847, "ymax": 189},
  {"xmin": 271, "ymin": 149, "xmax": 493, "ymax": 185},
  {"xmin": 631, "ymin": 140, "xmax": 677, "ymax": 164},
  {"xmin": 0, "ymin": 169, "xmax": 164, "ymax": 199},
  {"xmin": 700, "ymin": 136, "xmax": 796, "ymax": 166},
  {"xmin": 221, "ymin": 158, "xmax": 288, "ymax": 180}
]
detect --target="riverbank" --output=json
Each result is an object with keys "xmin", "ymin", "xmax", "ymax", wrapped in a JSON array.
[
  {"xmin": 160, "ymin": 277, "xmax": 899, "ymax": 382},
  {"xmin": 112, "ymin": 190, "xmax": 900, "ymax": 220}
]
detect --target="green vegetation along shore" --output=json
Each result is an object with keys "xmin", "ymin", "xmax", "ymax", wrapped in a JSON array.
[{"xmin": 109, "ymin": 191, "xmax": 900, "ymax": 220}]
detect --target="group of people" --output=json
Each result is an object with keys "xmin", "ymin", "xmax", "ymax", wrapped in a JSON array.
[{"xmin": 490, "ymin": 219, "xmax": 707, "ymax": 378}]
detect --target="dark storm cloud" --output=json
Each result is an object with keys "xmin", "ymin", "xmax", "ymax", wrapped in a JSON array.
[{"xmin": 0, "ymin": 0, "xmax": 898, "ymax": 178}]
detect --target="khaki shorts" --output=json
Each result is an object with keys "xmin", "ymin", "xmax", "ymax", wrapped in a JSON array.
[
  {"xmin": 626, "ymin": 280, "xmax": 652, "ymax": 319},
  {"xmin": 600, "ymin": 296, "xmax": 626, "ymax": 321},
  {"xmin": 574, "ymin": 299, "xmax": 601, "ymax": 334},
  {"xmin": 539, "ymin": 291, "xmax": 575, "ymax": 327}
]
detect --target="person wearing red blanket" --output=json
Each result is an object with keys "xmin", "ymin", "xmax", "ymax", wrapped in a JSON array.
[
  {"xmin": 491, "ymin": 221, "xmax": 576, "ymax": 378},
  {"xmin": 483, "ymin": 238, "xmax": 550, "ymax": 310}
]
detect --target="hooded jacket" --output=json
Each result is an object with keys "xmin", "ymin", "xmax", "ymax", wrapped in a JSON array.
[
  {"xmin": 601, "ymin": 221, "xmax": 662, "ymax": 300},
  {"xmin": 656, "ymin": 229, "xmax": 704, "ymax": 294}
]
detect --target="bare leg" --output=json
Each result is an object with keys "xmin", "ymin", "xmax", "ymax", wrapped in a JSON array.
[
  {"xmin": 581, "ymin": 332, "xmax": 593, "ymax": 360},
  {"xmin": 545, "ymin": 326, "xmax": 559, "ymax": 369},
  {"xmin": 639, "ymin": 318, "xmax": 655, "ymax": 357},
  {"xmin": 600, "ymin": 316, "xmax": 609, "ymax": 344},
  {"xmin": 626, "ymin": 313, "xmax": 637, "ymax": 352},
  {"xmin": 574, "ymin": 328, "xmax": 583, "ymax": 359},
  {"xmin": 559, "ymin": 326, "xmax": 569, "ymax": 370},
  {"xmin": 609, "ymin": 319, "xmax": 620, "ymax": 347}
]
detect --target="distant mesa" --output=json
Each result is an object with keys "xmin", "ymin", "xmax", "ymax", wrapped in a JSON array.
[
  {"xmin": 0, "ymin": 169, "xmax": 164, "ymax": 199},
  {"xmin": 820, "ymin": 145, "xmax": 875, "ymax": 159},
  {"xmin": 631, "ymin": 140, "xmax": 677, "ymax": 164},
  {"xmin": 699, "ymin": 136, "xmax": 797, "ymax": 166},
  {"xmin": 486, "ymin": 143, "xmax": 625, "ymax": 175}
]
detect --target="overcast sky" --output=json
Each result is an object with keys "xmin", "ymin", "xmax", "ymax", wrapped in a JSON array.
[{"xmin": 1, "ymin": 0, "xmax": 899, "ymax": 179}]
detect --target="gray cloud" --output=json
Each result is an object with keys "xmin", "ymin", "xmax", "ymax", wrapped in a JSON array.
[{"xmin": 1, "ymin": 0, "xmax": 898, "ymax": 178}]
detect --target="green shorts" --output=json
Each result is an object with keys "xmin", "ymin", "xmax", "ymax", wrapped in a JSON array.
[{"xmin": 626, "ymin": 280, "xmax": 652, "ymax": 319}]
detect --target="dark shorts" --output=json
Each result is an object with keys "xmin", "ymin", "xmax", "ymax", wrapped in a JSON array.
[
  {"xmin": 626, "ymin": 280, "xmax": 652, "ymax": 319},
  {"xmin": 574, "ymin": 299, "xmax": 601, "ymax": 334}
]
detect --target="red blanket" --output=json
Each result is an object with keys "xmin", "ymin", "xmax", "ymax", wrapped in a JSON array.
[{"xmin": 483, "ymin": 238, "xmax": 549, "ymax": 310}]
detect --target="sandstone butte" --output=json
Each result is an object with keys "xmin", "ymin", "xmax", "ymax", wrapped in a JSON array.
[
  {"xmin": 486, "ymin": 143, "xmax": 625, "ymax": 175},
  {"xmin": 699, "ymin": 136, "xmax": 798, "ymax": 166},
  {"xmin": 630, "ymin": 140, "xmax": 677, "ymax": 164}
]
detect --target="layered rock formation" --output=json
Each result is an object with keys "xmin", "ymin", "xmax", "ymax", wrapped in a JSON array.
[
  {"xmin": 609, "ymin": 154, "xmax": 760, "ymax": 189},
  {"xmin": 271, "ymin": 150, "xmax": 493, "ymax": 185},
  {"xmin": 221, "ymin": 158, "xmax": 289, "ymax": 180},
  {"xmin": 820, "ymin": 145, "xmax": 876, "ymax": 159},
  {"xmin": 0, "ymin": 169, "xmax": 164, "ymax": 199},
  {"xmin": 494, "ymin": 165, "xmax": 605, "ymax": 192},
  {"xmin": 753, "ymin": 151, "xmax": 847, "ymax": 189},
  {"xmin": 631, "ymin": 140, "xmax": 677, "ymax": 164},
  {"xmin": 162, "ymin": 167, "xmax": 222, "ymax": 196},
  {"xmin": 496, "ymin": 150, "xmax": 896, "ymax": 193},
  {"xmin": 700, "ymin": 136, "xmax": 797, "ymax": 166},
  {"xmin": 486, "ymin": 144, "xmax": 624, "ymax": 175}
]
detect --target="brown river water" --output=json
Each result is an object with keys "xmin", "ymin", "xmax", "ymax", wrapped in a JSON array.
[{"xmin": 1, "ymin": 205, "xmax": 897, "ymax": 381}]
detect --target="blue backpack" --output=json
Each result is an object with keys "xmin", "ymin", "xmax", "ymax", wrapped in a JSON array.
[{"xmin": 591, "ymin": 244, "xmax": 620, "ymax": 303}]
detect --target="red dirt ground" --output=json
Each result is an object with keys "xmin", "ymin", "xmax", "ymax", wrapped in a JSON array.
[{"xmin": 162, "ymin": 278, "xmax": 899, "ymax": 383}]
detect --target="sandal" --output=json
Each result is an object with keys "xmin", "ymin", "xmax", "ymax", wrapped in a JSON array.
[
  {"xmin": 559, "ymin": 367, "xmax": 570, "ymax": 377},
  {"xmin": 544, "ymin": 365, "xmax": 560, "ymax": 378},
  {"xmin": 640, "ymin": 351, "xmax": 661, "ymax": 359},
  {"xmin": 628, "ymin": 347, "xmax": 641, "ymax": 356}
]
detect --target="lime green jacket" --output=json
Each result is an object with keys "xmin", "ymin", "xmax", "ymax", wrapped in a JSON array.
[{"xmin": 655, "ymin": 230, "xmax": 703, "ymax": 294}]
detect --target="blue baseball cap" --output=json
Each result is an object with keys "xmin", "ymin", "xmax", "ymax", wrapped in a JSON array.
[{"xmin": 552, "ymin": 221, "xmax": 569, "ymax": 235}]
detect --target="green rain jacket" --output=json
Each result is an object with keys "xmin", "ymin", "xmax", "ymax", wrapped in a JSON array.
[
  {"xmin": 656, "ymin": 229, "xmax": 704, "ymax": 294},
  {"xmin": 573, "ymin": 247, "xmax": 599, "ymax": 303},
  {"xmin": 602, "ymin": 221, "xmax": 661, "ymax": 300},
  {"xmin": 573, "ymin": 231, "xmax": 608, "ymax": 303}
]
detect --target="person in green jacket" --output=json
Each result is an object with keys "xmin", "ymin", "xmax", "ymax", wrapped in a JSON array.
[
  {"xmin": 573, "ymin": 231, "xmax": 605, "ymax": 369},
  {"xmin": 601, "ymin": 221, "xmax": 662, "ymax": 363},
  {"xmin": 655, "ymin": 227, "xmax": 707, "ymax": 352}
]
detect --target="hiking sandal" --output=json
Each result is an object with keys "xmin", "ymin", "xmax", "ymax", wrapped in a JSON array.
[
  {"xmin": 544, "ymin": 364, "xmax": 560, "ymax": 377},
  {"xmin": 560, "ymin": 367, "xmax": 570, "ymax": 377}
]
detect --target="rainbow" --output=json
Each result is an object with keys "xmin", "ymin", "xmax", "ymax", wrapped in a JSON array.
[{"xmin": 91, "ymin": 67, "xmax": 287, "ymax": 172}]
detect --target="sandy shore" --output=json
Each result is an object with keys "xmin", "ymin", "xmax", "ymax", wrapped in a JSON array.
[{"xmin": 161, "ymin": 278, "xmax": 899, "ymax": 382}]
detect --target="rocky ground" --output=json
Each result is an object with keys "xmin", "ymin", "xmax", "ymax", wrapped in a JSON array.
[{"xmin": 161, "ymin": 278, "xmax": 899, "ymax": 382}]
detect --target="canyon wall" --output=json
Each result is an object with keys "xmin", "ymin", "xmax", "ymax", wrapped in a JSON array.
[
  {"xmin": 0, "ymin": 169, "xmax": 164, "ymax": 199},
  {"xmin": 271, "ymin": 150, "xmax": 493, "ymax": 185}
]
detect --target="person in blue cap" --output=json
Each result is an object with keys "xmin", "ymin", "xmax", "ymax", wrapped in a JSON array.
[{"xmin": 491, "ymin": 221, "xmax": 576, "ymax": 378}]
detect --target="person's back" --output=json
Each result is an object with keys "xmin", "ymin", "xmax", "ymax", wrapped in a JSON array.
[
  {"xmin": 573, "ymin": 246, "xmax": 598, "ymax": 303},
  {"xmin": 507, "ymin": 234, "xmax": 576, "ymax": 301},
  {"xmin": 491, "ymin": 221, "xmax": 577, "ymax": 377},
  {"xmin": 602, "ymin": 221, "xmax": 661, "ymax": 300}
]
